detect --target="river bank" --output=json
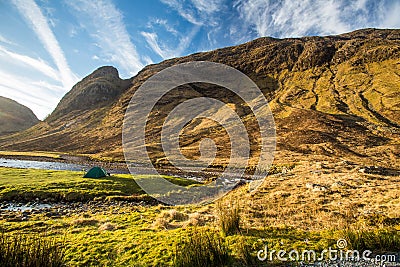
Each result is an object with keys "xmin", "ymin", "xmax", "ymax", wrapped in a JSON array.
[
  {"xmin": 0, "ymin": 151, "xmax": 130, "ymax": 173},
  {"xmin": 0, "ymin": 151, "xmax": 253, "ymax": 181}
]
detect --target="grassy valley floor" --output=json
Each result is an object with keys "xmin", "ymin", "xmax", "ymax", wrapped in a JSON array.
[{"xmin": 0, "ymin": 163, "xmax": 399, "ymax": 266}]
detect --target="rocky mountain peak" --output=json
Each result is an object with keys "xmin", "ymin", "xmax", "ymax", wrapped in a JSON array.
[
  {"xmin": 46, "ymin": 66, "xmax": 131, "ymax": 122},
  {"xmin": 87, "ymin": 66, "xmax": 120, "ymax": 80}
]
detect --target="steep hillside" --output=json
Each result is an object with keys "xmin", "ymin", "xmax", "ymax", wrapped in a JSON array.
[
  {"xmin": 0, "ymin": 66, "xmax": 131, "ymax": 152},
  {"xmin": 0, "ymin": 96, "xmax": 39, "ymax": 136},
  {"xmin": 1, "ymin": 29, "xmax": 399, "ymax": 168}
]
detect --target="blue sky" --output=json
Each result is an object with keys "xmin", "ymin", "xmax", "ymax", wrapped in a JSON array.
[{"xmin": 0, "ymin": 0, "xmax": 399, "ymax": 119}]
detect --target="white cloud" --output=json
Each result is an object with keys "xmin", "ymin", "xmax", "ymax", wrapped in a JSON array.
[
  {"xmin": 158, "ymin": 0, "xmax": 227, "ymax": 49},
  {"xmin": 149, "ymin": 18, "xmax": 179, "ymax": 36},
  {"xmin": 11, "ymin": 0, "xmax": 78, "ymax": 90},
  {"xmin": 160, "ymin": 0, "xmax": 203, "ymax": 25},
  {"xmin": 381, "ymin": 1, "xmax": 400, "ymax": 28},
  {"xmin": 160, "ymin": 0, "xmax": 224, "ymax": 26},
  {"xmin": 0, "ymin": 45, "xmax": 60, "ymax": 81},
  {"xmin": 67, "ymin": 0, "xmax": 144, "ymax": 77},
  {"xmin": 234, "ymin": 0, "xmax": 400, "ymax": 38},
  {"xmin": 141, "ymin": 32, "xmax": 166, "ymax": 59},
  {"xmin": 142, "ymin": 55, "xmax": 154, "ymax": 66},
  {"xmin": 141, "ymin": 26, "xmax": 199, "ymax": 60},
  {"xmin": 0, "ymin": 69, "xmax": 64, "ymax": 119},
  {"xmin": 0, "ymin": 34, "xmax": 15, "ymax": 45},
  {"xmin": 191, "ymin": 0, "xmax": 223, "ymax": 14}
]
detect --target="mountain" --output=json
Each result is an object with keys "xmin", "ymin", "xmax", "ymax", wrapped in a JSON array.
[
  {"xmin": 1, "ymin": 28, "xmax": 399, "ymax": 168},
  {"xmin": 0, "ymin": 96, "xmax": 39, "ymax": 136}
]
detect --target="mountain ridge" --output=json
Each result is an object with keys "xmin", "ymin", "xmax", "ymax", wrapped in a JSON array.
[
  {"xmin": 1, "ymin": 28, "xmax": 399, "ymax": 168},
  {"xmin": 0, "ymin": 96, "xmax": 39, "ymax": 136}
]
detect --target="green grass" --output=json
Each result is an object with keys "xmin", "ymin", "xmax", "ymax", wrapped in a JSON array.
[
  {"xmin": 0, "ymin": 207, "xmax": 399, "ymax": 266},
  {"xmin": 341, "ymin": 227, "xmax": 400, "ymax": 252},
  {"xmin": 0, "ymin": 167, "xmax": 200, "ymax": 202},
  {"xmin": 0, "ymin": 167, "xmax": 399, "ymax": 266},
  {"xmin": 216, "ymin": 200, "xmax": 241, "ymax": 236},
  {"xmin": 173, "ymin": 228, "xmax": 230, "ymax": 267}
]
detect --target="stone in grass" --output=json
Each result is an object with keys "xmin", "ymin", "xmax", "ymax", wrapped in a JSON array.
[
  {"xmin": 331, "ymin": 181, "xmax": 346, "ymax": 189},
  {"xmin": 359, "ymin": 166, "xmax": 388, "ymax": 175},
  {"xmin": 306, "ymin": 183, "xmax": 328, "ymax": 192},
  {"xmin": 98, "ymin": 222, "xmax": 116, "ymax": 231}
]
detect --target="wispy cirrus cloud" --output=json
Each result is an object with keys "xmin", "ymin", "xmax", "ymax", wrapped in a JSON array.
[
  {"xmin": 147, "ymin": 0, "xmax": 225, "ymax": 59},
  {"xmin": 141, "ymin": 26, "xmax": 199, "ymax": 60},
  {"xmin": 0, "ymin": 69, "xmax": 65, "ymax": 119},
  {"xmin": 234, "ymin": 0, "xmax": 400, "ymax": 38},
  {"xmin": 160, "ymin": 0, "xmax": 224, "ymax": 26},
  {"xmin": 190, "ymin": 0, "xmax": 225, "ymax": 16},
  {"xmin": 0, "ymin": 45, "xmax": 60, "ymax": 81},
  {"xmin": 67, "ymin": 0, "xmax": 145, "ymax": 77},
  {"xmin": 148, "ymin": 19, "xmax": 179, "ymax": 36},
  {"xmin": 381, "ymin": 1, "xmax": 400, "ymax": 27},
  {"xmin": 160, "ymin": 0, "xmax": 203, "ymax": 25},
  {"xmin": 0, "ymin": 34, "xmax": 15, "ymax": 45},
  {"xmin": 11, "ymin": 0, "xmax": 77, "ymax": 90}
]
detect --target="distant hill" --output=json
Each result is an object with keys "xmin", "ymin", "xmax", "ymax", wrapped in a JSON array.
[
  {"xmin": 0, "ymin": 96, "xmax": 39, "ymax": 136},
  {"xmin": 1, "ymin": 28, "xmax": 399, "ymax": 168}
]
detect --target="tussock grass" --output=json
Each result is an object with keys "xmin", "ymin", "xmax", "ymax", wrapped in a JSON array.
[
  {"xmin": 234, "ymin": 235, "xmax": 257, "ymax": 266},
  {"xmin": 216, "ymin": 200, "xmax": 241, "ymax": 236},
  {"xmin": 0, "ymin": 231, "xmax": 65, "ymax": 267},
  {"xmin": 153, "ymin": 209, "xmax": 188, "ymax": 229},
  {"xmin": 174, "ymin": 229, "xmax": 229, "ymax": 267},
  {"xmin": 98, "ymin": 222, "xmax": 116, "ymax": 231},
  {"xmin": 71, "ymin": 218, "xmax": 99, "ymax": 227}
]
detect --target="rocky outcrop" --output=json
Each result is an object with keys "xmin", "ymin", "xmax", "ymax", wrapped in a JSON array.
[{"xmin": 47, "ymin": 66, "xmax": 131, "ymax": 122}]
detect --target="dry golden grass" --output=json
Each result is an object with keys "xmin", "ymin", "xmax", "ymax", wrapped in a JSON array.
[{"xmin": 230, "ymin": 159, "xmax": 400, "ymax": 231}]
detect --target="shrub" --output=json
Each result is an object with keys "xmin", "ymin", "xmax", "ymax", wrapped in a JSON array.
[
  {"xmin": 174, "ymin": 229, "xmax": 230, "ymax": 267},
  {"xmin": 0, "ymin": 231, "xmax": 65, "ymax": 267},
  {"xmin": 216, "ymin": 200, "xmax": 241, "ymax": 236}
]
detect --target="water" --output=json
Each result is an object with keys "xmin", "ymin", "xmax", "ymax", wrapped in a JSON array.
[
  {"xmin": 0, "ymin": 158, "xmax": 86, "ymax": 171},
  {"xmin": 1, "ymin": 202, "xmax": 53, "ymax": 212}
]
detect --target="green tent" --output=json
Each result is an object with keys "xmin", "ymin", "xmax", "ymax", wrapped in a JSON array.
[{"xmin": 83, "ymin": 167, "xmax": 108, "ymax": 178}]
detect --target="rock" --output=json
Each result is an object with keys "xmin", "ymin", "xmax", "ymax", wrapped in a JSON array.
[
  {"xmin": 98, "ymin": 222, "xmax": 116, "ymax": 231},
  {"xmin": 331, "ymin": 181, "xmax": 346, "ymax": 189},
  {"xmin": 359, "ymin": 166, "xmax": 388, "ymax": 175},
  {"xmin": 306, "ymin": 183, "xmax": 328, "ymax": 192}
]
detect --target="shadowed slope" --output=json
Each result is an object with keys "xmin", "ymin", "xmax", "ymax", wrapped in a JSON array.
[{"xmin": 0, "ymin": 96, "xmax": 39, "ymax": 136}]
